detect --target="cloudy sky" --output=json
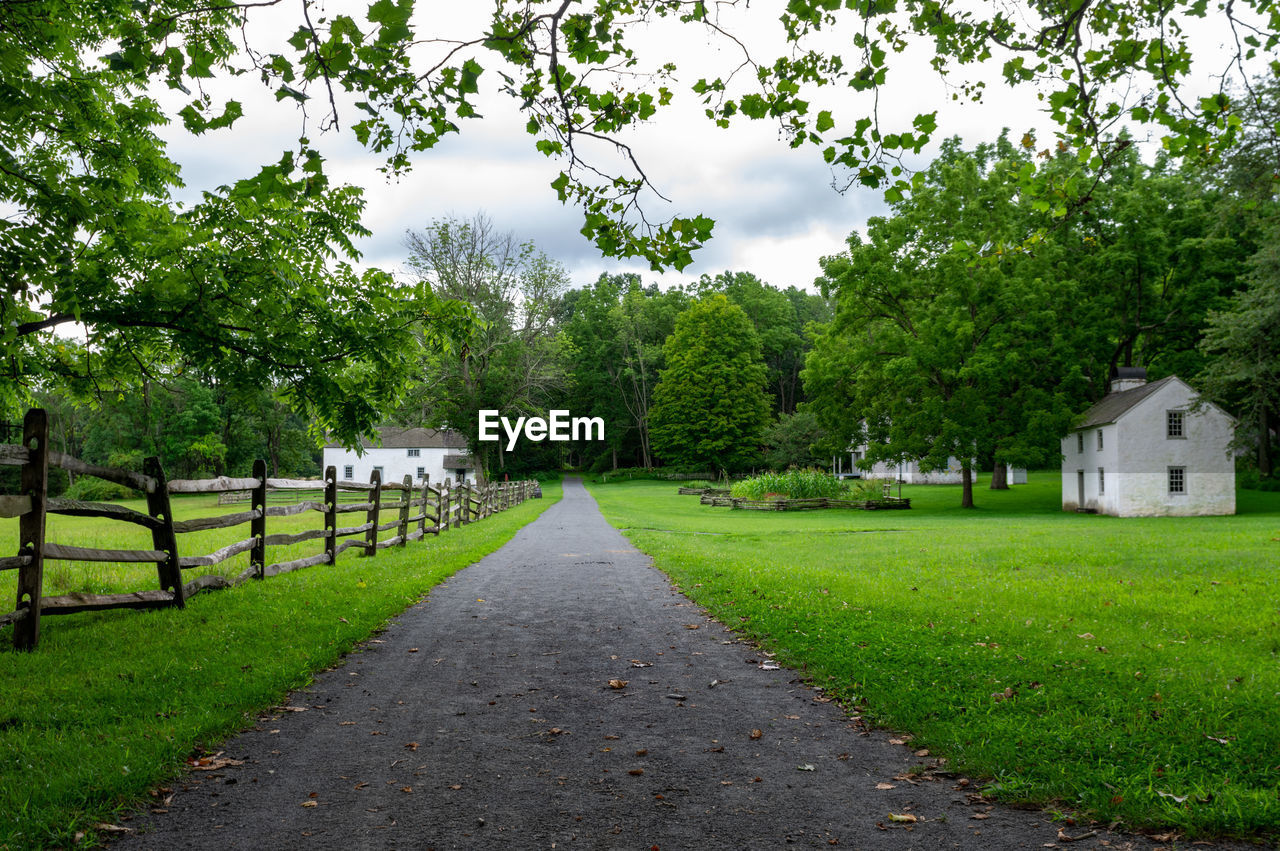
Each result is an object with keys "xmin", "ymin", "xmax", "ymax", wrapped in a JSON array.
[{"xmin": 158, "ymin": 0, "xmax": 1240, "ymax": 294}]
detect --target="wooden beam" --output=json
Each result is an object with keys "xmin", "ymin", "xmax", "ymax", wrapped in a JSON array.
[
  {"xmin": 166, "ymin": 475, "xmax": 261, "ymax": 494},
  {"xmin": 48, "ymin": 451, "xmax": 156, "ymax": 493},
  {"xmin": 0, "ymin": 494, "xmax": 32, "ymax": 519},
  {"xmin": 178, "ymin": 537, "xmax": 257, "ymax": 569},
  {"xmin": 48, "ymin": 498, "xmax": 162, "ymax": 529},
  {"xmin": 172, "ymin": 509, "xmax": 261, "ymax": 534}
]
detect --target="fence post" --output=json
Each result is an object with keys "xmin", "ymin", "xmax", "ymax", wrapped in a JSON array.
[
  {"xmin": 250, "ymin": 458, "xmax": 267, "ymax": 579},
  {"xmin": 365, "ymin": 468, "xmax": 382, "ymax": 555},
  {"xmin": 418, "ymin": 474, "xmax": 429, "ymax": 538},
  {"xmin": 143, "ymin": 456, "xmax": 184, "ymax": 606},
  {"xmin": 324, "ymin": 465, "xmax": 337, "ymax": 565},
  {"xmin": 440, "ymin": 479, "xmax": 449, "ymax": 533},
  {"xmin": 14, "ymin": 408, "xmax": 48, "ymax": 651},
  {"xmin": 462, "ymin": 481, "xmax": 472, "ymax": 526},
  {"xmin": 399, "ymin": 474, "xmax": 411, "ymax": 546}
]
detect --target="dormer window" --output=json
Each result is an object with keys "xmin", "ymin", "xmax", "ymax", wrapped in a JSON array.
[{"xmin": 1167, "ymin": 410, "xmax": 1185, "ymax": 439}]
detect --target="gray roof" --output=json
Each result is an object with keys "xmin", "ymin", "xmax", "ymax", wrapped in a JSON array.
[
  {"xmin": 1074, "ymin": 376, "xmax": 1178, "ymax": 429},
  {"xmin": 326, "ymin": 426, "xmax": 468, "ymax": 450}
]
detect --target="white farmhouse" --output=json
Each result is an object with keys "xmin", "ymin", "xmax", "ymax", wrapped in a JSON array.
[
  {"xmin": 323, "ymin": 427, "xmax": 478, "ymax": 487},
  {"xmin": 832, "ymin": 447, "xmax": 966, "ymax": 484},
  {"xmin": 1061, "ymin": 367, "xmax": 1235, "ymax": 516}
]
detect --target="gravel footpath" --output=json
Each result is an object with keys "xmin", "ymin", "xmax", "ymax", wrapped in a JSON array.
[{"xmin": 119, "ymin": 478, "xmax": 1215, "ymax": 850}]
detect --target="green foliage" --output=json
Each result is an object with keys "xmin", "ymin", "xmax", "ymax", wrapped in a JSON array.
[
  {"xmin": 649, "ymin": 295, "xmax": 771, "ymax": 474},
  {"xmin": 397, "ymin": 214, "xmax": 569, "ymax": 477},
  {"xmin": 762, "ymin": 409, "xmax": 826, "ymax": 470},
  {"xmin": 61, "ymin": 477, "xmax": 138, "ymax": 503},
  {"xmin": 805, "ymin": 135, "xmax": 1089, "ymax": 508},
  {"xmin": 730, "ymin": 468, "xmax": 845, "ymax": 500},
  {"xmin": 590, "ymin": 477, "xmax": 1280, "ymax": 841}
]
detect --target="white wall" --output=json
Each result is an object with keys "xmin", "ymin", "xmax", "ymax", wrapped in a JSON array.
[
  {"xmin": 1113, "ymin": 381, "xmax": 1234, "ymax": 517},
  {"xmin": 321, "ymin": 445, "xmax": 476, "ymax": 487},
  {"xmin": 1061, "ymin": 422, "xmax": 1119, "ymax": 513}
]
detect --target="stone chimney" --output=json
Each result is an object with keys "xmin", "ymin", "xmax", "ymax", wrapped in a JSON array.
[{"xmin": 1110, "ymin": 366, "xmax": 1148, "ymax": 393}]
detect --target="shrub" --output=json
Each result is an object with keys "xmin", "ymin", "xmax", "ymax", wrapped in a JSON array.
[
  {"xmin": 62, "ymin": 476, "xmax": 138, "ymax": 502},
  {"xmin": 731, "ymin": 468, "xmax": 845, "ymax": 500}
]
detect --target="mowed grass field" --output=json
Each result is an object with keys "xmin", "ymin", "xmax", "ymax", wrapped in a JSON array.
[
  {"xmin": 588, "ymin": 476, "xmax": 1280, "ymax": 841},
  {"xmin": 0, "ymin": 482, "xmax": 560, "ymax": 849}
]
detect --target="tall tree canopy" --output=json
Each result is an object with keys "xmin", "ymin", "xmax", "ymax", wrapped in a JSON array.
[
  {"xmin": 398, "ymin": 214, "xmax": 569, "ymax": 476},
  {"xmin": 804, "ymin": 136, "xmax": 1090, "ymax": 507},
  {"xmin": 649, "ymin": 294, "xmax": 770, "ymax": 473}
]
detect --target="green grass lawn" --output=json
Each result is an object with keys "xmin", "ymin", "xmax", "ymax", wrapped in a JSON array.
[
  {"xmin": 588, "ymin": 475, "xmax": 1280, "ymax": 842},
  {"xmin": 0, "ymin": 482, "xmax": 560, "ymax": 849}
]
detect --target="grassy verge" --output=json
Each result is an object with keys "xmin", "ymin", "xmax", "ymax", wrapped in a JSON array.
[
  {"xmin": 0, "ymin": 481, "xmax": 560, "ymax": 849},
  {"xmin": 588, "ymin": 476, "xmax": 1280, "ymax": 842}
]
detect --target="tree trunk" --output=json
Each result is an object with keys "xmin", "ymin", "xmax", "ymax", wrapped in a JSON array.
[
  {"xmin": 989, "ymin": 463, "xmax": 1009, "ymax": 490},
  {"xmin": 960, "ymin": 462, "xmax": 975, "ymax": 508},
  {"xmin": 1261, "ymin": 405, "xmax": 1274, "ymax": 478}
]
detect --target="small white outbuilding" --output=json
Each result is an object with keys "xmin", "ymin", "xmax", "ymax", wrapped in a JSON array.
[
  {"xmin": 1061, "ymin": 368, "xmax": 1235, "ymax": 516},
  {"xmin": 323, "ymin": 427, "xmax": 478, "ymax": 487}
]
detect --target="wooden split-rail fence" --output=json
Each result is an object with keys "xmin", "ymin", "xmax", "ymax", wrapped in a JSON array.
[{"xmin": 0, "ymin": 409, "xmax": 537, "ymax": 650}]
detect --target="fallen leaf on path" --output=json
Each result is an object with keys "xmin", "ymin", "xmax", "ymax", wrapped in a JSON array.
[
  {"xmin": 797, "ymin": 764, "xmax": 816, "ymax": 771},
  {"xmin": 93, "ymin": 824, "xmax": 131, "ymax": 834},
  {"xmin": 448, "ymin": 784, "xmax": 462, "ymax": 790},
  {"xmin": 887, "ymin": 813, "xmax": 917, "ymax": 823},
  {"xmin": 888, "ymin": 738, "xmax": 910, "ymax": 745},
  {"xmin": 608, "ymin": 679, "xmax": 628, "ymax": 689},
  {"xmin": 684, "ymin": 624, "xmax": 700, "ymax": 629},
  {"xmin": 189, "ymin": 753, "xmax": 244, "ymax": 771},
  {"xmin": 970, "ymin": 813, "xmax": 990, "ymax": 820},
  {"xmin": 1056, "ymin": 828, "xmax": 1098, "ymax": 842},
  {"xmin": 404, "ymin": 742, "xmax": 419, "ymax": 751},
  {"xmin": 280, "ymin": 706, "xmax": 308, "ymax": 712},
  {"xmin": 630, "ymin": 660, "xmax": 652, "ymax": 667},
  {"xmin": 628, "ymin": 768, "xmax": 644, "ymax": 776},
  {"xmin": 400, "ymin": 786, "xmax": 413, "ymax": 793},
  {"xmin": 785, "ymin": 715, "xmax": 800, "ymax": 720},
  {"xmin": 353, "ymin": 782, "xmax": 368, "ymax": 790},
  {"xmin": 300, "ymin": 801, "xmax": 318, "ymax": 808},
  {"xmin": 749, "ymin": 729, "xmax": 763, "ymax": 740},
  {"xmin": 339, "ymin": 721, "xmax": 357, "ymax": 726},
  {"xmin": 635, "ymin": 749, "xmax": 648, "ymax": 756},
  {"xmin": 408, "ymin": 648, "xmax": 419, "ymax": 653},
  {"xmin": 759, "ymin": 661, "xmax": 780, "ymax": 670},
  {"xmin": 875, "ymin": 783, "xmax": 896, "ymax": 790},
  {"xmin": 915, "ymin": 749, "xmax": 930, "ymax": 757}
]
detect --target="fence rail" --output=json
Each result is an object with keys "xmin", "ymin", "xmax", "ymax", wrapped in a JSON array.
[{"xmin": 0, "ymin": 409, "xmax": 537, "ymax": 650}]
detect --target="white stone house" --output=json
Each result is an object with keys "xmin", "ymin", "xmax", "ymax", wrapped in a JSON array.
[
  {"xmin": 832, "ymin": 446, "xmax": 966, "ymax": 484},
  {"xmin": 323, "ymin": 427, "xmax": 478, "ymax": 487},
  {"xmin": 1061, "ymin": 368, "xmax": 1235, "ymax": 516}
]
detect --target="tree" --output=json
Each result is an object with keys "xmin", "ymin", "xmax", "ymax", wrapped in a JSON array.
[
  {"xmin": 398, "ymin": 214, "xmax": 569, "ymax": 475},
  {"xmin": 804, "ymin": 136, "xmax": 1087, "ymax": 508},
  {"xmin": 649, "ymin": 295, "xmax": 770, "ymax": 474},
  {"xmin": 762, "ymin": 410, "xmax": 827, "ymax": 471},
  {"xmin": 561, "ymin": 274, "xmax": 689, "ymax": 470},
  {"xmin": 1198, "ymin": 230, "xmax": 1280, "ymax": 477}
]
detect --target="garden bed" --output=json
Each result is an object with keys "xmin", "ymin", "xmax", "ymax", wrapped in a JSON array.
[{"xmin": 728, "ymin": 496, "xmax": 910, "ymax": 511}]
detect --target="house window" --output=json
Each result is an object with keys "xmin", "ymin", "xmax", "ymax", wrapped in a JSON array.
[
  {"xmin": 416, "ymin": 466, "xmax": 425, "ymax": 479},
  {"xmin": 1167, "ymin": 410, "xmax": 1185, "ymax": 439},
  {"xmin": 1096, "ymin": 429, "xmax": 1104, "ymax": 451},
  {"xmin": 407, "ymin": 448, "xmax": 421, "ymax": 457},
  {"xmin": 373, "ymin": 465, "xmax": 384, "ymax": 482},
  {"xmin": 1077, "ymin": 432, "xmax": 1084, "ymax": 453},
  {"xmin": 1169, "ymin": 466, "xmax": 1186, "ymax": 495},
  {"xmin": 1098, "ymin": 468, "xmax": 1105, "ymax": 495},
  {"xmin": 343, "ymin": 465, "xmax": 353, "ymax": 479}
]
